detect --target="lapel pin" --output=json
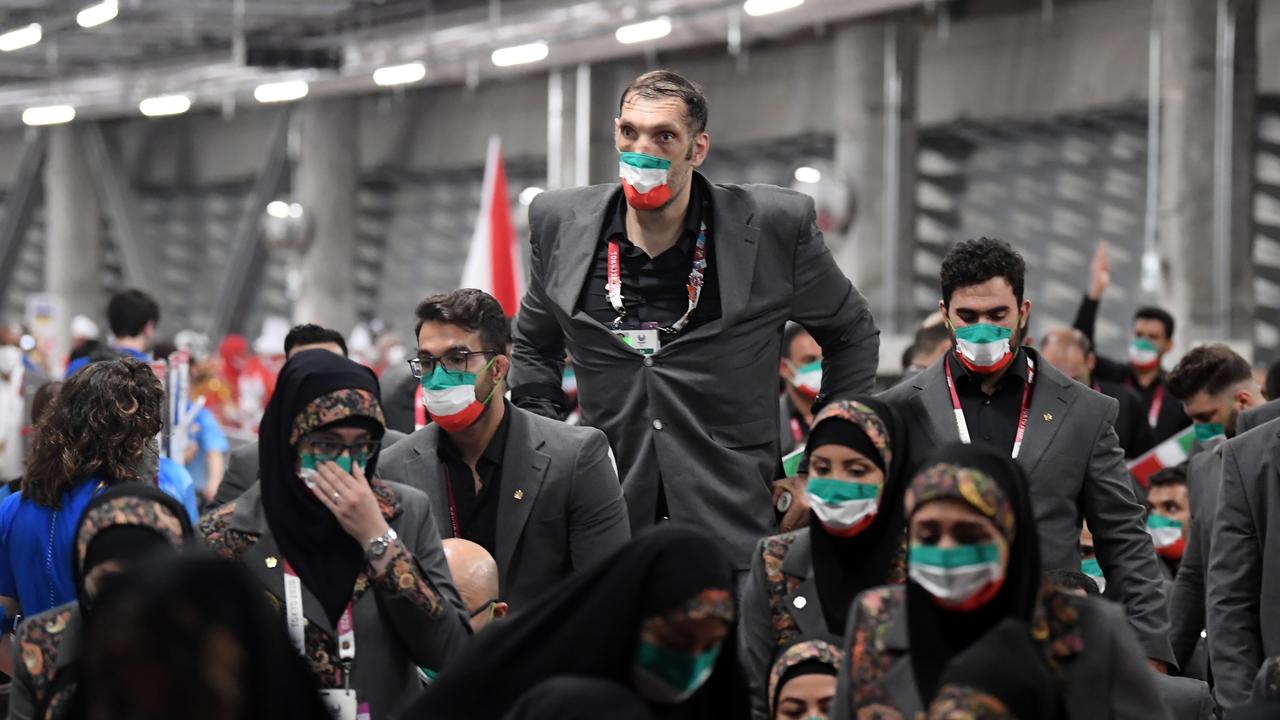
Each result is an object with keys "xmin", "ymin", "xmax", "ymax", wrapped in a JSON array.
[
  {"xmin": 265, "ymin": 556, "xmax": 278, "ymax": 569},
  {"xmin": 1043, "ymin": 413, "xmax": 1053, "ymax": 422},
  {"xmin": 793, "ymin": 596, "xmax": 807, "ymax": 609},
  {"xmin": 513, "ymin": 489, "xmax": 524, "ymax": 501}
]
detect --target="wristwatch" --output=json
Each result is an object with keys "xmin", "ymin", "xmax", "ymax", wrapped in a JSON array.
[{"xmin": 367, "ymin": 527, "xmax": 398, "ymax": 558}]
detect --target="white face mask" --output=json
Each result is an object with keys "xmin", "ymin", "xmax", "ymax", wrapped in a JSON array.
[{"xmin": 0, "ymin": 346, "xmax": 21, "ymax": 376}]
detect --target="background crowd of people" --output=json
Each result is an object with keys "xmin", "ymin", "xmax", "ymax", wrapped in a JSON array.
[{"xmin": 0, "ymin": 69, "xmax": 1274, "ymax": 720}]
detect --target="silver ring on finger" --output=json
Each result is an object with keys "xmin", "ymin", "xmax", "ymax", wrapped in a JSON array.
[{"xmin": 332, "ymin": 491, "xmax": 341, "ymax": 501}]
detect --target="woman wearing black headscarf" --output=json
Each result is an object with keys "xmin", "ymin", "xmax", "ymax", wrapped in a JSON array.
[
  {"xmin": 740, "ymin": 398, "xmax": 910, "ymax": 719},
  {"xmin": 69, "ymin": 555, "xmax": 328, "ymax": 720},
  {"xmin": 834, "ymin": 443, "xmax": 1169, "ymax": 720},
  {"xmin": 412, "ymin": 524, "xmax": 746, "ymax": 720},
  {"xmin": 767, "ymin": 638, "xmax": 842, "ymax": 720},
  {"xmin": 9, "ymin": 484, "xmax": 194, "ymax": 720},
  {"xmin": 198, "ymin": 349, "xmax": 470, "ymax": 718}
]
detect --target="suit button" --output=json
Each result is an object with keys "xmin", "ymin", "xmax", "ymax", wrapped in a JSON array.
[
  {"xmin": 643, "ymin": 356, "xmax": 654, "ymax": 367},
  {"xmin": 652, "ymin": 418, "xmax": 664, "ymax": 431}
]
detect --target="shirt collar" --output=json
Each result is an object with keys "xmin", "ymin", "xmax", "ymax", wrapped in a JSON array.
[
  {"xmin": 437, "ymin": 399, "xmax": 511, "ymax": 468},
  {"xmin": 606, "ymin": 172, "xmax": 709, "ymax": 256}
]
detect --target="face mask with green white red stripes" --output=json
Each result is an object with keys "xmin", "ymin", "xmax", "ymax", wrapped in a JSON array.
[{"xmin": 909, "ymin": 542, "xmax": 1006, "ymax": 611}]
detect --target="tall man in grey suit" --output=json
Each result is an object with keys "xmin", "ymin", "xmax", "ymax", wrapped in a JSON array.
[
  {"xmin": 509, "ymin": 70, "xmax": 879, "ymax": 567},
  {"xmin": 378, "ymin": 290, "xmax": 631, "ymax": 608},
  {"xmin": 1207, "ymin": 413, "xmax": 1280, "ymax": 708},
  {"xmin": 880, "ymin": 238, "xmax": 1174, "ymax": 668}
]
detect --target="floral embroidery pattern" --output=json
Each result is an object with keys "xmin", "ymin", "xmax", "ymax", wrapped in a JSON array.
[
  {"xmin": 18, "ymin": 606, "xmax": 76, "ymax": 719},
  {"xmin": 927, "ymin": 685, "xmax": 1013, "ymax": 720},
  {"xmin": 661, "ymin": 587, "xmax": 735, "ymax": 625},
  {"xmin": 905, "ymin": 464, "xmax": 1014, "ymax": 540},
  {"xmin": 768, "ymin": 639, "xmax": 843, "ymax": 716},
  {"xmin": 369, "ymin": 539, "xmax": 445, "ymax": 618},
  {"xmin": 75, "ymin": 495, "xmax": 188, "ymax": 571},
  {"xmin": 811, "ymin": 401, "xmax": 894, "ymax": 470},
  {"xmin": 289, "ymin": 388, "xmax": 385, "ymax": 446},
  {"xmin": 762, "ymin": 533, "xmax": 804, "ymax": 647},
  {"xmin": 846, "ymin": 586, "xmax": 904, "ymax": 712}
]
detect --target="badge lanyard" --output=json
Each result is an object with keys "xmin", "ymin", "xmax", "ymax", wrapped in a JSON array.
[
  {"xmin": 944, "ymin": 355, "xmax": 1036, "ymax": 460},
  {"xmin": 605, "ymin": 218, "xmax": 708, "ymax": 334},
  {"xmin": 443, "ymin": 465, "xmax": 462, "ymax": 538},
  {"xmin": 283, "ymin": 561, "xmax": 356, "ymax": 689},
  {"xmin": 1123, "ymin": 377, "xmax": 1163, "ymax": 428}
]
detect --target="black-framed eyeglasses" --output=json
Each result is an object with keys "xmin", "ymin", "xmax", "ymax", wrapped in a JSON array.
[
  {"xmin": 468, "ymin": 597, "xmax": 500, "ymax": 619},
  {"xmin": 409, "ymin": 349, "xmax": 498, "ymax": 378},
  {"xmin": 300, "ymin": 433, "xmax": 381, "ymax": 464}
]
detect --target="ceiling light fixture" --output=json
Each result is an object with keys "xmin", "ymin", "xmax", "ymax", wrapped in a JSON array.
[
  {"xmin": 491, "ymin": 41, "xmax": 548, "ymax": 67},
  {"xmin": 373, "ymin": 61, "xmax": 426, "ymax": 87},
  {"xmin": 22, "ymin": 104, "xmax": 75, "ymax": 126},
  {"xmin": 743, "ymin": 0, "xmax": 804, "ymax": 17},
  {"xmin": 0, "ymin": 24, "xmax": 41, "ymax": 52},
  {"xmin": 253, "ymin": 80, "xmax": 309, "ymax": 103},
  {"xmin": 139, "ymin": 94, "xmax": 191, "ymax": 117},
  {"xmin": 616, "ymin": 17, "xmax": 672, "ymax": 45},
  {"xmin": 77, "ymin": 0, "xmax": 118, "ymax": 29}
]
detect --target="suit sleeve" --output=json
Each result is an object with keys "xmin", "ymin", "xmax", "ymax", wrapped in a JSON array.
[
  {"xmin": 1082, "ymin": 398, "xmax": 1174, "ymax": 664},
  {"xmin": 1168, "ymin": 510, "xmax": 1207, "ymax": 670},
  {"xmin": 788, "ymin": 196, "xmax": 879, "ymax": 402},
  {"xmin": 1103, "ymin": 602, "xmax": 1174, "ymax": 720},
  {"xmin": 209, "ymin": 446, "xmax": 254, "ymax": 511},
  {"xmin": 566, "ymin": 429, "xmax": 631, "ymax": 570},
  {"xmin": 509, "ymin": 193, "xmax": 569, "ymax": 420},
  {"xmin": 738, "ymin": 539, "xmax": 775, "ymax": 720},
  {"xmin": 1206, "ymin": 440, "xmax": 1264, "ymax": 709},
  {"xmin": 8, "ymin": 629, "xmax": 34, "ymax": 720}
]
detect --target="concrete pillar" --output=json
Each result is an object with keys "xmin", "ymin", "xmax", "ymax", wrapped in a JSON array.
[
  {"xmin": 1158, "ymin": 0, "xmax": 1257, "ymax": 344},
  {"xmin": 833, "ymin": 13, "xmax": 920, "ymax": 334},
  {"xmin": 294, "ymin": 97, "xmax": 358, "ymax": 335},
  {"xmin": 44, "ymin": 125, "xmax": 102, "ymax": 365}
]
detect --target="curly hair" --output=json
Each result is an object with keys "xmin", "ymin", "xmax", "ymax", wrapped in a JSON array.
[
  {"xmin": 940, "ymin": 237, "xmax": 1026, "ymax": 306},
  {"xmin": 25, "ymin": 358, "xmax": 165, "ymax": 508}
]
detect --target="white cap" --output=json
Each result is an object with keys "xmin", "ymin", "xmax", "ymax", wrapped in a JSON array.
[{"xmin": 70, "ymin": 314, "xmax": 100, "ymax": 340}]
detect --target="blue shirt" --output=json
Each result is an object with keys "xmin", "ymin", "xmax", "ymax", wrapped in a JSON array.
[
  {"xmin": 184, "ymin": 407, "xmax": 229, "ymax": 492},
  {"xmin": 0, "ymin": 466, "xmax": 196, "ymax": 619},
  {"xmin": 65, "ymin": 346, "xmax": 149, "ymax": 377}
]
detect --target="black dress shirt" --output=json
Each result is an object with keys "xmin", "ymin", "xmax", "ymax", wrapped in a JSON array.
[
  {"xmin": 578, "ymin": 174, "xmax": 721, "ymax": 331},
  {"xmin": 948, "ymin": 350, "xmax": 1032, "ymax": 457},
  {"xmin": 436, "ymin": 401, "xmax": 511, "ymax": 556}
]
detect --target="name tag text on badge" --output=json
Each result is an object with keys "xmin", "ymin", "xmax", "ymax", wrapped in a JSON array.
[
  {"xmin": 320, "ymin": 689, "xmax": 358, "ymax": 720},
  {"xmin": 616, "ymin": 328, "xmax": 660, "ymax": 356}
]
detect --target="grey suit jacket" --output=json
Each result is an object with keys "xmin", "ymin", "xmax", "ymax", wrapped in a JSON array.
[
  {"xmin": 376, "ymin": 404, "xmax": 631, "ymax": 609},
  {"xmin": 739, "ymin": 529, "xmax": 838, "ymax": 720},
  {"xmin": 509, "ymin": 177, "xmax": 879, "ymax": 567},
  {"xmin": 209, "ymin": 428, "xmax": 408, "ymax": 511},
  {"xmin": 1168, "ymin": 445, "xmax": 1221, "ymax": 675},
  {"xmin": 1207, "ymin": 416, "xmax": 1280, "ymax": 708},
  {"xmin": 203, "ymin": 481, "xmax": 470, "ymax": 718},
  {"xmin": 832, "ymin": 587, "xmax": 1170, "ymax": 720},
  {"xmin": 879, "ymin": 350, "xmax": 1173, "ymax": 663}
]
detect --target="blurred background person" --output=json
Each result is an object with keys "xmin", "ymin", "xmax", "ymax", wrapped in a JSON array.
[
  {"xmin": 778, "ymin": 324, "xmax": 823, "ymax": 456},
  {"xmin": 65, "ymin": 290, "xmax": 159, "ymax": 377},
  {"xmin": 1040, "ymin": 327, "xmax": 1154, "ymax": 459},
  {"xmin": 442, "ymin": 538, "xmax": 508, "ymax": 633}
]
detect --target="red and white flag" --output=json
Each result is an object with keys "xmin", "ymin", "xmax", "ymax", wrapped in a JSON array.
[{"xmin": 461, "ymin": 135, "xmax": 524, "ymax": 315}]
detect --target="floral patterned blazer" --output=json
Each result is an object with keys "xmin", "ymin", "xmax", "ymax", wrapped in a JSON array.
[
  {"xmin": 9, "ymin": 602, "xmax": 80, "ymax": 720},
  {"xmin": 199, "ymin": 478, "xmax": 471, "ymax": 719},
  {"xmin": 834, "ymin": 585, "xmax": 1171, "ymax": 720}
]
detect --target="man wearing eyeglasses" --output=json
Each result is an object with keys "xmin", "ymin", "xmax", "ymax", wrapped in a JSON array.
[
  {"xmin": 378, "ymin": 289, "xmax": 631, "ymax": 609},
  {"xmin": 509, "ymin": 70, "xmax": 879, "ymax": 569}
]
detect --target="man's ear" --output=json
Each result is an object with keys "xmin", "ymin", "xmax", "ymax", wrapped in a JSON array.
[
  {"xmin": 492, "ymin": 355, "xmax": 511, "ymax": 384},
  {"xmin": 492, "ymin": 602, "xmax": 510, "ymax": 620}
]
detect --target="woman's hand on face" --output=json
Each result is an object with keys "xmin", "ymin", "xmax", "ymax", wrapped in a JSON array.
[{"xmin": 308, "ymin": 461, "xmax": 390, "ymax": 546}]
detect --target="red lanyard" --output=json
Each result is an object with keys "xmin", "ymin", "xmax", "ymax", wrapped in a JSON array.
[
  {"xmin": 789, "ymin": 417, "xmax": 805, "ymax": 445},
  {"xmin": 944, "ymin": 355, "xmax": 1036, "ymax": 459},
  {"xmin": 413, "ymin": 384, "xmax": 426, "ymax": 430},
  {"xmin": 443, "ymin": 465, "xmax": 462, "ymax": 538},
  {"xmin": 1124, "ymin": 378, "xmax": 1164, "ymax": 428},
  {"xmin": 605, "ymin": 218, "xmax": 708, "ymax": 333}
]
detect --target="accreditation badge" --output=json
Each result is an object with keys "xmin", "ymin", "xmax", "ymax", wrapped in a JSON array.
[
  {"xmin": 320, "ymin": 689, "xmax": 358, "ymax": 720},
  {"xmin": 615, "ymin": 325, "xmax": 661, "ymax": 355}
]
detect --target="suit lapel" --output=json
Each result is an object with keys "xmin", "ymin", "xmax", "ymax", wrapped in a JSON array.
[
  {"xmin": 915, "ymin": 360, "xmax": 959, "ymax": 451},
  {"xmin": 1017, "ymin": 354, "xmax": 1078, "ymax": 478},
  {"xmin": 405, "ymin": 425, "xmax": 450, "ymax": 535},
  {"xmin": 781, "ymin": 532, "xmax": 828, "ymax": 637},
  {"xmin": 494, "ymin": 409, "xmax": 550, "ymax": 582},
  {"xmin": 880, "ymin": 601, "xmax": 923, "ymax": 715},
  {"xmin": 552, "ymin": 187, "xmax": 617, "ymax": 316},
  {"xmin": 242, "ymin": 525, "xmax": 337, "ymax": 636}
]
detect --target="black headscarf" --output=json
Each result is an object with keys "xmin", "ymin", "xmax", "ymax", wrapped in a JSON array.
[
  {"xmin": 805, "ymin": 397, "xmax": 910, "ymax": 635},
  {"xmin": 502, "ymin": 677, "xmax": 656, "ymax": 720},
  {"xmin": 933, "ymin": 617, "xmax": 1062, "ymax": 720},
  {"xmin": 258, "ymin": 349, "xmax": 386, "ymax": 625},
  {"xmin": 70, "ymin": 555, "xmax": 328, "ymax": 720},
  {"xmin": 71, "ymin": 483, "xmax": 195, "ymax": 615},
  {"xmin": 413, "ymin": 525, "xmax": 746, "ymax": 720},
  {"xmin": 902, "ymin": 443, "xmax": 1042, "ymax": 707}
]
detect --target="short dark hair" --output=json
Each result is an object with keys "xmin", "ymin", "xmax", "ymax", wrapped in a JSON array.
[
  {"xmin": 782, "ymin": 323, "xmax": 813, "ymax": 360},
  {"xmin": 152, "ymin": 340, "xmax": 177, "ymax": 360},
  {"xmin": 1166, "ymin": 344, "xmax": 1253, "ymax": 401},
  {"xmin": 284, "ymin": 324, "xmax": 348, "ymax": 358},
  {"xmin": 939, "ymin": 238, "xmax": 1026, "ymax": 307},
  {"xmin": 619, "ymin": 70, "xmax": 708, "ymax": 134},
  {"xmin": 1045, "ymin": 569, "xmax": 1100, "ymax": 597},
  {"xmin": 1148, "ymin": 464, "xmax": 1188, "ymax": 489},
  {"xmin": 1133, "ymin": 306, "xmax": 1175, "ymax": 341},
  {"xmin": 106, "ymin": 289, "xmax": 160, "ymax": 338},
  {"xmin": 414, "ymin": 289, "xmax": 511, "ymax": 354}
]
